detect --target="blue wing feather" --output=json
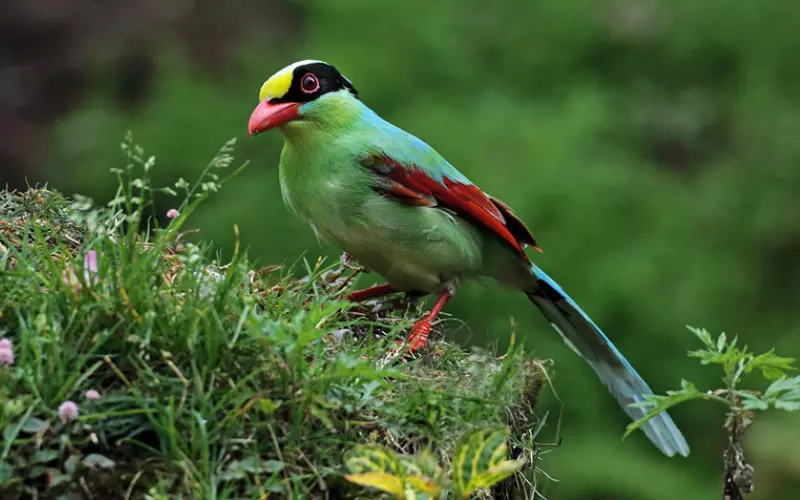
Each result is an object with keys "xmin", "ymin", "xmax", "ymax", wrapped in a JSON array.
[{"xmin": 358, "ymin": 107, "xmax": 473, "ymax": 185}]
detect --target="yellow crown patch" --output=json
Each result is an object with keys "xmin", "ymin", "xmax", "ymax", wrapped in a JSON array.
[{"xmin": 259, "ymin": 70, "xmax": 293, "ymax": 101}]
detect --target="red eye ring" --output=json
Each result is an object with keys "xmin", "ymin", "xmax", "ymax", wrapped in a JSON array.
[{"xmin": 300, "ymin": 73, "xmax": 320, "ymax": 94}]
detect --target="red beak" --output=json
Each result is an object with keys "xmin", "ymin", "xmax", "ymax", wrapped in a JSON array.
[{"xmin": 248, "ymin": 100, "xmax": 300, "ymax": 135}]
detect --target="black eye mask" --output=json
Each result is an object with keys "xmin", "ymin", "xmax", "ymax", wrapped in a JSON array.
[{"xmin": 271, "ymin": 62, "xmax": 359, "ymax": 104}]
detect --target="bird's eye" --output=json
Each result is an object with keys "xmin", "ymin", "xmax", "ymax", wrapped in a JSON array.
[{"xmin": 300, "ymin": 73, "xmax": 320, "ymax": 94}]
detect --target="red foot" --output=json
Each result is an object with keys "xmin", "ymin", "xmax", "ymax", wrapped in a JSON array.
[
  {"xmin": 402, "ymin": 320, "xmax": 432, "ymax": 352},
  {"xmin": 391, "ymin": 286, "xmax": 454, "ymax": 355}
]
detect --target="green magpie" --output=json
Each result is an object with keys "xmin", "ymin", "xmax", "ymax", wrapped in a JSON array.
[{"xmin": 247, "ymin": 60, "xmax": 690, "ymax": 457}]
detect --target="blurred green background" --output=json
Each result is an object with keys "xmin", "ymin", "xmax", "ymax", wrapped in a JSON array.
[{"xmin": 4, "ymin": 0, "xmax": 800, "ymax": 497}]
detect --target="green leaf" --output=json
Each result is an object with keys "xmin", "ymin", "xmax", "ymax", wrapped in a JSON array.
[
  {"xmin": 687, "ymin": 348, "xmax": 716, "ymax": 364},
  {"xmin": 775, "ymin": 400, "xmax": 800, "ymax": 411},
  {"xmin": 452, "ymin": 427, "xmax": 522, "ymax": 498},
  {"xmin": 624, "ymin": 380, "xmax": 723, "ymax": 439},
  {"xmin": 264, "ymin": 460, "xmax": 285, "ymax": 473},
  {"xmin": 4, "ymin": 398, "xmax": 28, "ymax": 420},
  {"xmin": 686, "ymin": 327, "xmax": 754, "ymax": 384},
  {"xmin": 413, "ymin": 449, "xmax": 442, "ymax": 480},
  {"xmin": 465, "ymin": 459, "xmax": 526, "ymax": 496},
  {"xmin": 344, "ymin": 445, "xmax": 442, "ymax": 498},
  {"xmin": 345, "ymin": 445, "xmax": 401, "ymax": 475},
  {"xmin": 688, "ymin": 326, "xmax": 714, "ymax": 350},
  {"xmin": 31, "ymin": 449, "xmax": 61, "ymax": 464},
  {"xmin": 404, "ymin": 475, "xmax": 441, "ymax": 497},
  {"xmin": 82, "ymin": 454, "xmax": 115, "ymax": 469},
  {"xmin": 28, "ymin": 465, "xmax": 47, "ymax": 479},
  {"xmin": 221, "ymin": 460, "xmax": 247, "ymax": 481},
  {"xmin": 265, "ymin": 479, "xmax": 285, "ymax": 493},
  {"xmin": 767, "ymin": 376, "xmax": 800, "ymax": 412},
  {"xmin": 47, "ymin": 468, "xmax": 71, "ymax": 487},
  {"xmin": 0, "ymin": 462, "xmax": 13, "ymax": 486},
  {"xmin": 2, "ymin": 426, "xmax": 15, "ymax": 444},
  {"xmin": 396, "ymin": 455, "xmax": 424, "ymax": 477},
  {"xmin": 780, "ymin": 388, "xmax": 800, "ymax": 402},
  {"xmin": 745, "ymin": 350, "xmax": 796, "ymax": 381},
  {"xmin": 736, "ymin": 391, "xmax": 768, "ymax": 411},
  {"xmin": 21, "ymin": 416, "xmax": 48, "ymax": 434},
  {"xmin": 258, "ymin": 398, "xmax": 281, "ymax": 416},
  {"xmin": 736, "ymin": 376, "xmax": 800, "ymax": 412},
  {"xmin": 716, "ymin": 332, "xmax": 727, "ymax": 352},
  {"xmin": 64, "ymin": 455, "xmax": 80, "ymax": 475},
  {"xmin": 309, "ymin": 403, "xmax": 335, "ymax": 431},
  {"xmin": 764, "ymin": 375, "xmax": 800, "ymax": 399},
  {"xmin": 235, "ymin": 457, "xmax": 264, "ymax": 474}
]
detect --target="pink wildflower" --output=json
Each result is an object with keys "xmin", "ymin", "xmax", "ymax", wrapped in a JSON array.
[
  {"xmin": 0, "ymin": 339, "xmax": 13, "ymax": 366},
  {"xmin": 83, "ymin": 250, "xmax": 99, "ymax": 284},
  {"xmin": 58, "ymin": 401, "xmax": 79, "ymax": 423},
  {"xmin": 61, "ymin": 269, "xmax": 75, "ymax": 287},
  {"xmin": 85, "ymin": 389, "xmax": 101, "ymax": 400},
  {"xmin": 0, "ymin": 347, "xmax": 13, "ymax": 367},
  {"xmin": 166, "ymin": 209, "xmax": 180, "ymax": 219}
]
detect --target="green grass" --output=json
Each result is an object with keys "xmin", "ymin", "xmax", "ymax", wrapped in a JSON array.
[{"xmin": 0, "ymin": 139, "xmax": 548, "ymax": 499}]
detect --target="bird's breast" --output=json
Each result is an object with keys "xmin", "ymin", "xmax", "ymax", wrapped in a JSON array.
[{"xmin": 279, "ymin": 152, "xmax": 372, "ymax": 235}]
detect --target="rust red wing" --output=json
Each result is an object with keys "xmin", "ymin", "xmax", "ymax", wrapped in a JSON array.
[
  {"xmin": 489, "ymin": 195, "xmax": 541, "ymax": 252},
  {"xmin": 374, "ymin": 177, "xmax": 438, "ymax": 207},
  {"xmin": 362, "ymin": 154, "xmax": 539, "ymax": 261}
]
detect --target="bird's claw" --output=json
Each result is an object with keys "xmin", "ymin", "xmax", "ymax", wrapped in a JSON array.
[
  {"xmin": 388, "ymin": 320, "xmax": 431, "ymax": 358},
  {"xmin": 340, "ymin": 252, "xmax": 365, "ymax": 272},
  {"xmin": 406, "ymin": 320, "xmax": 431, "ymax": 351}
]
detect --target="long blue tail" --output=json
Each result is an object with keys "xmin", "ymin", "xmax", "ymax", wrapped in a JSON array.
[{"xmin": 526, "ymin": 264, "xmax": 689, "ymax": 457}]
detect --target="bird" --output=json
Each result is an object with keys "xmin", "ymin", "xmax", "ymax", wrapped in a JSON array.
[{"xmin": 247, "ymin": 59, "xmax": 690, "ymax": 457}]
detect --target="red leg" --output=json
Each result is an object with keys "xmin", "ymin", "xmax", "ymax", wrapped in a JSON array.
[
  {"xmin": 402, "ymin": 287, "xmax": 454, "ymax": 352},
  {"xmin": 348, "ymin": 283, "xmax": 398, "ymax": 302}
]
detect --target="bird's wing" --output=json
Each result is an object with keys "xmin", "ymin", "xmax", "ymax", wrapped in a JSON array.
[{"xmin": 360, "ymin": 151, "xmax": 541, "ymax": 261}]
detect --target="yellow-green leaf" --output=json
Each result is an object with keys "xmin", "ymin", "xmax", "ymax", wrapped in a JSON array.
[
  {"xmin": 397, "ymin": 455, "xmax": 425, "ymax": 477},
  {"xmin": 468, "ymin": 458, "xmax": 526, "ymax": 493},
  {"xmin": 453, "ymin": 427, "xmax": 520, "ymax": 498},
  {"xmin": 413, "ymin": 449, "xmax": 442, "ymax": 480},
  {"xmin": 345, "ymin": 472, "xmax": 405, "ymax": 498},
  {"xmin": 345, "ymin": 445, "xmax": 401, "ymax": 475},
  {"xmin": 401, "ymin": 482, "xmax": 432, "ymax": 500},
  {"xmin": 406, "ymin": 474, "xmax": 442, "ymax": 496},
  {"xmin": 345, "ymin": 445, "xmax": 441, "ymax": 498}
]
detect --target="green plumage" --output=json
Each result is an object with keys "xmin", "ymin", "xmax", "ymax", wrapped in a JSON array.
[{"xmin": 277, "ymin": 92, "xmax": 530, "ymax": 293}]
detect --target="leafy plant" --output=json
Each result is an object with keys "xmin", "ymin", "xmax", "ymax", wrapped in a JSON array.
[
  {"xmin": 345, "ymin": 426, "xmax": 525, "ymax": 499},
  {"xmin": 0, "ymin": 135, "xmax": 544, "ymax": 498},
  {"xmin": 624, "ymin": 326, "xmax": 799, "ymax": 499}
]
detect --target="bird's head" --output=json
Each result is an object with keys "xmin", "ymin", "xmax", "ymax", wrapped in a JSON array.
[{"xmin": 248, "ymin": 60, "xmax": 359, "ymax": 136}]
